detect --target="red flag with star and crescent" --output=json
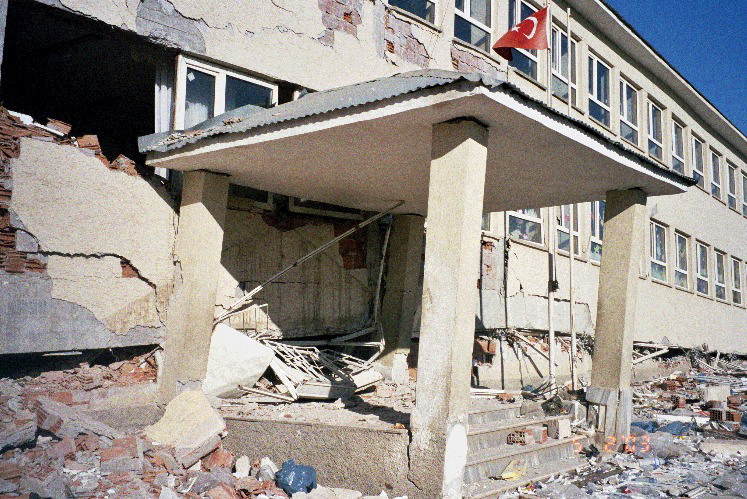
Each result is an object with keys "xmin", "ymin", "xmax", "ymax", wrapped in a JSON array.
[{"xmin": 492, "ymin": 7, "xmax": 549, "ymax": 61}]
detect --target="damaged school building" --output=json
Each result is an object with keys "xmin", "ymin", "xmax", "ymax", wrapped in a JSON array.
[{"xmin": 0, "ymin": 0, "xmax": 745, "ymax": 497}]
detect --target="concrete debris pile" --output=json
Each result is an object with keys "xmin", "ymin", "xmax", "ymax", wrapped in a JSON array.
[{"xmin": 207, "ymin": 324, "xmax": 383, "ymax": 404}]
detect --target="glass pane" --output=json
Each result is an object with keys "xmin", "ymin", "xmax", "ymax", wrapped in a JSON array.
[
  {"xmin": 698, "ymin": 246, "xmax": 708, "ymax": 278},
  {"xmin": 560, "ymin": 33, "xmax": 568, "ymax": 76},
  {"xmin": 511, "ymin": 51, "xmax": 538, "ymax": 79},
  {"xmin": 455, "ymin": 0, "xmax": 465, "ymax": 12},
  {"xmin": 650, "ymin": 104, "xmax": 662, "ymax": 142},
  {"xmin": 590, "ymin": 241, "xmax": 602, "ymax": 262},
  {"xmin": 520, "ymin": 208, "xmax": 540, "ymax": 218},
  {"xmin": 676, "ymin": 236, "xmax": 687, "ymax": 271},
  {"xmin": 735, "ymin": 290, "xmax": 743, "ymax": 304},
  {"xmin": 597, "ymin": 62, "xmax": 609, "ymax": 105},
  {"xmin": 598, "ymin": 201, "xmax": 605, "ymax": 240},
  {"xmin": 508, "ymin": 0, "xmax": 516, "ymax": 26},
  {"xmin": 590, "ymin": 101, "xmax": 610, "ymax": 127},
  {"xmin": 675, "ymin": 271, "xmax": 688, "ymax": 289},
  {"xmin": 481, "ymin": 213, "xmax": 491, "ymax": 231},
  {"xmin": 711, "ymin": 183, "xmax": 721, "ymax": 198},
  {"xmin": 697, "ymin": 278, "xmax": 708, "ymax": 295},
  {"xmin": 454, "ymin": 15, "xmax": 490, "ymax": 52},
  {"xmin": 672, "ymin": 157, "xmax": 685, "ymax": 174},
  {"xmin": 711, "ymin": 154, "xmax": 720, "ymax": 184},
  {"xmin": 652, "ymin": 224, "xmax": 666, "ymax": 262},
  {"xmin": 694, "ymin": 170, "xmax": 704, "ymax": 189},
  {"xmin": 651, "ymin": 262, "xmax": 667, "ymax": 282},
  {"xmin": 552, "ymin": 76, "xmax": 569, "ymax": 100},
  {"xmin": 509, "ymin": 216, "xmax": 542, "ymax": 244},
  {"xmin": 225, "ymin": 76, "xmax": 273, "ymax": 111},
  {"xmin": 184, "ymin": 68, "xmax": 215, "ymax": 128},
  {"xmin": 716, "ymin": 285, "xmax": 726, "ymax": 301},
  {"xmin": 557, "ymin": 229, "xmax": 570, "ymax": 252},
  {"xmin": 470, "ymin": 0, "xmax": 490, "ymax": 26},
  {"xmin": 393, "ymin": 0, "xmax": 435, "ymax": 20},
  {"xmin": 693, "ymin": 140, "xmax": 703, "ymax": 171},
  {"xmin": 649, "ymin": 140, "xmax": 662, "ymax": 160},
  {"xmin": 621, "ymin": 121, "xmax": 638, "ymax": 144},
  {"xmin": 729, "ymin": 167, "xmax": 737, "ymax": 193},
  {"xmin": 588, "ymin": 56, "xmax": 594, "ymax": 94},
  {"xmin": 570, "ymin": 41, "xmax": 577, "ymax": 85},
  {"xmin": 520, "ymin": 2, "xmax": 534, "ymax": 20},
  {"xmin": 733, "ymin": 260, "xmax": 742, "ymax": 289},
  {"xmin": 673, "ymin": 123, "xmax": 684, "ymax": 157},
  {"xmin": 716, "ymin": 254, "xmax": 725, "ymax": 284},
  {"xmin": 590, "ymin": 203, "xmax": 597, "ymax": 238}
]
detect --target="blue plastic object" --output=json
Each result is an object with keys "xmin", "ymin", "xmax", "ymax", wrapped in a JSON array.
[
  {"xmin": 631, "ymin": 421, "xmax": 659, "ymax": 433},
  {"xmin": 658, "ymin": 421, "xmax": 692, "ymax": 436},
  {"xmin": 276, "ymin": 459, "xmax": 317, "ymax": 495}
]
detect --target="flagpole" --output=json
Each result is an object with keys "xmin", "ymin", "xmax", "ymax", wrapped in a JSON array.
[
  {"xmin": 545, "ymin": 1, "xmax": 556, "ymax": 394},
  {"xmin": 546, "ymin": 1, "xmax": 552, "ymax": 107},
  {"xmin": 566, "ymin": 6, "xmax": 577, "ymax": 393}
]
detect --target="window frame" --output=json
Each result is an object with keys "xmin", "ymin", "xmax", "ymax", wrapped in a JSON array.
[
  {"xmin": 732, "ymin": 257, "xmax": 743, "ymax": 306},
  {"xmin": 727, "ymin": 163, "xmax": 738, "ymax": 211},
  {"xmin": 508, "ymin": 0, "xmax": 539, "ymax": 80},
  {"xmin": 507, "ymin": 208, "xmax": 544, "ymax": 246},
  {"xmin": 618, "ymin": 78, "xmax": 639, "ymax": 146},
  {"xmin": 742, "ymin": 170, "xmax": 747, "ymax": 216},
  {"xmin": 649, "ymin": 220, "xmax": 668, "ymax": 283},
  {"xmin": 696, "ymin": 241, "xmax": 709, "ymax": 297},
  {"xmin": 588, "ymin": 52, "xmax": 611, "ymax": 127},
  {"xmin": 714, "ymin": 249, "xmax": 727, "ymax": 301},
  {"xmin": 589, "ymin": 200, "xmax": 604, "ymax": 263},
  {"xmin": 387, "ymin": 0, "xmax": 436, "ymax": 24},
  {"xmin": 710, "ymin": 150, "xmax": 723, "ymax": 200},
  {"xmin": 673, "ymin": 231, "xmax": 689, "ymax": 290},
  {"xmin": 671, "ymin": 120, "xmax": 685, "ymax": 174},
  {"xmin": 455, "ymin": 0, "xmax": 492, "ymax": 52},
  {"xmin": 647, "ymin": 100, "xmax": 664, "ymax": 161},
  {"xmin": 556, "ymin": 204, "xmax": 580, "ymax": 256},
  {"xmin": 691, "ymin": 135, "xmax": 706, "ymax": 190},
  {"xmin": 174, "ymin": 55, "xmax": 278, "ymax": 130},
  {"xmin": 551, "ymin": 25, "xmax": 576, "ymax": 104}
]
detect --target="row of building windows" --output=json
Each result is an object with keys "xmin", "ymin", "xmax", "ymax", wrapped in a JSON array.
[{"xmin": 650, "ymin": 220, "xmax": 744, "ymax": 306}]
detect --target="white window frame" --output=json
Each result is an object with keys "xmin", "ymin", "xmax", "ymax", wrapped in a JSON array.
[
  {"xmin": 649, "ymin": 221, "xmax": 667, "ymax": 283},
  {"xmin": 710, "ymin": 150, "xmax": 722, "ymax": 200},
  {"xmin": 455, "ymin": 0, "xmax": 492, "ymax": 51},
  {"xmin": 671, "ymin": 120, "xmax": 685, "ymax": 174},
  {"xmin": 588, "ymin": 53, "xmax": 611, "ymax": 127},
  {"xmin": 692, "ymin": 136, "xmax": 706, "ymax": 190},
  {"xmin": 647, "ymin": 100, "xmax": 664, "ymax": 161},
  {"xmin": 714, "ymin": 249, "xmax": 727, "ymax": 301},
  {"xmin": 387, "ymin": 0, "xmax": 436, "ymax": 24},
  {"xmin": 674, "ymin": 231, "xmax": 689, "ymax": 290},
  {"xmin": 508, "ymin": 0, "xmax": 539, "ymax": 78},
  {"xmin": 556, "ymin": 204, "xmax": 580, "ymax": 255},
  {"xmin": 732, "ymin": 257, "xmax": 743, "ymax": 306},
  {"xmin": 619, "ymin": 78, "xmax": 639, "ymax": 146},
  {"xmin": 590, "ymin": 200, "xmax": 604, "ymax": 262},
  {"xmin": 551, "ymin": 25, "xmax": 575, "ymax": 103},
  {"xmin": 727, "ymin": 163, "xmax": 738, "ymax": 211},
  {"xmin": 742, "ymin": 170, "xmax": 747, "ymax": 216},
  {"xmin": 696, "ymin": 241, "xmax": 709, "ymax": 296},
  {"xmin": 174, "ymin": 55, "xmax": 278, "ymax": 129},
  {"xmin": 507, "ymin": 208, "xmax": 544, "ymax": 245}
]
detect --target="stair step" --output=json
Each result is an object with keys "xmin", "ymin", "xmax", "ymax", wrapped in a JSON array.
[
  {"xmin": 468, "ymin": 415, "xmax": 572, "ymax": 453},
  {"xmin": 468, "ymin": 400, "xmax": 522, "ymax": 425},
  {"xmin": 465, "ymin": 456, "xmax": 588, "ymax": 498},
  {"xmin": 464, "ymin": 435, "xmax": 585, "ymax": 484}
]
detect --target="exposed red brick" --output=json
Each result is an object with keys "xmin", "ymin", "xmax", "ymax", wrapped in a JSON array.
[
  {"xmin": 76, "ymin": 135, "xmax": 100, "ymax": 150},
  {"xmin": 207, "ymin": 483, "xmax": 240, "ymax": 499},
  {"xmin": 4, "ymin": 251, "xmax": 25, "ymax": 273},
  {"xmin": 24, "ymin": 257, "xmax": 46, "ymax": 274},
  {"xmin": 110, "ymin": 155, "xmax": 139, "ymax": 177},
  {"xmin": 121, "ymin": 260, "xmax": 139, "ymax": 278},
  {"xmin": 0, "ymin": 231, "xmax": 14, "ymax": 249},
  {"xmin": 201, "ymin": 445, "xmax": 234, "ymax": 471},
  {"xmin": 0, "ymin": 462, "xmax": 22, "ymax": 480},
  {"xmin": 46, "ymin": 119, "xmax": 72, "ymax": 135}
]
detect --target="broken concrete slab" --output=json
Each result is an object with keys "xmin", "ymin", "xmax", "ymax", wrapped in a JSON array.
[
  {"xmin": 0, "ymin": 408, "xmax": 36, "ymax": 449},
  {"xmin": 702, "ymin": 385, "xmax": 731, "ymax": 403},
  {"xmin": 144, "ymin": 390, "xmax": 226, "ymax": 468},
  {"xmin": 700, "ymin": 438, "xmax": 747, "ymax": 456},
  {"xmin": 202, "ymin": 324, "xmax": 274, "ymax": 398},
  {"xmin": 31, "ymin": 396, "xmax": 123, "ymax": 440}
]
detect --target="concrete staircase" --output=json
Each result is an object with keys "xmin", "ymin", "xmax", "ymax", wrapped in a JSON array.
[{"xmin": 464, "ymin": 398, "xmax": 587, "ymax": 498}]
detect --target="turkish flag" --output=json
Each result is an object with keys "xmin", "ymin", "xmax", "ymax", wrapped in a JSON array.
[{"xmin": 492, "ymin": 7, "xmax": 549, "ymax": 61}]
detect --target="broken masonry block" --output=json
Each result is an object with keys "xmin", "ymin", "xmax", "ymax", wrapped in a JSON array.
[
  {"xmin": 0, "ymin": 409, "xmax": 37, "ymax": 449},
  {"xmin": 526, "ymin": 424, "xmax": 548, "ymax": 444},
  {"xmin": 507, "ymin": 428, "xmax": 535, "ymax": 446},
  {"xmin": 45, "ymin": 119, "xmax": 72, "ymax": 135},
  {"xmin": 76, "ymin": 135, "xmax": 100, "ymax": 150},
  {"xmin": 547, "ymin": 418, "xmax": 572, "ymax": 440},
  {"xmin": 31, "ymin": 396, "xmax": 123, "ymax": 440}
]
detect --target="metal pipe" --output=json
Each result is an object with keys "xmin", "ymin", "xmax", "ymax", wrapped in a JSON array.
[
  {"xmin": 548, "ymin": 206, "xmax": 557, "ymax": 392},
  {"xmin": 569, "ymin": 203, "xmax": 577, "ymax": 390}
]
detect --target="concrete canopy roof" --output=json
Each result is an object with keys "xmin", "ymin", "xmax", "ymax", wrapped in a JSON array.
[{"xmin": 141, "ymin": 70, "xmax": 693, "ymax": 215}]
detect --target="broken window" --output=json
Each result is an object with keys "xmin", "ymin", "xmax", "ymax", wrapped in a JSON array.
[
  {"xmin": 710, "ymin": 150, "xmax": 722, "ymax": 199},
  {"xmin": 508, "ymin": 209, "xmax": 543, "ymax": 245},
  {"xmin": 175, "ymin": 56, "xmax": 277, "ymax": 129},
  {"xmin": 674, "ymin": 232, "xmax": 689, "ymax": 290},
  {"xmin": 671, "ymin": 120, "xmax": 685, "ymax": 174},
  {"xmin": 727, "ymin": 164, "xmax": 738, "ymax": 210},
  {"xmin": 650, "ymin": 221, "xmax": 667, "ymax": 283},
  {"xmin": 732, "ymin": 257, "xmax": 743, "ymax": 306},
  {"xmin": 389, "ymin": 0, "xmax": 436, "ymax": 23},
  {"xmin": 455, "ymin": 0, "xmax": 492, "ymax": 52},
  {"xmin": 508, "ymin": 0, "xmax": 539, "ymax": 80},
  {"xmin": 588, "ymin": 53, "xmax": 610, "ymax": 127},
  {"xmin": 715, "ymin": 250, "xmax": 727, "ymax": 301},
  {"xmin": 692, "ymin": 136, "xmax": 706, "ymax": 189},
  {"xmin": 557, "ymin": 204, "xmax": 579, "ymax": 255},
  {"xmin": 619, "ymin": 79, "xmax": 639, "ymax": 145},
  {"xmin": 590, "ymin": 200, "xmax": 605, "ymax": 262},
  {"xmin": 647, "ymin": 100, "xmax": 663, "ymax": 160},
  {"xmin": 696, "ymin": 242, "xmax": 709, "ymax": 296}
]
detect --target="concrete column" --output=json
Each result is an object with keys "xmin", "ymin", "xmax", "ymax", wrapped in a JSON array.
[
  {"xmin": 379, "ymin": 214, "xmax": 425, "ymax": 384},
  {"xmin": 588, "ymin": 188, "xmax": 647, "ymax": 446},
  {"xmin": 159, "ymin": 170, "xmax": 230, "ymax": 402},
  {"xmin": 409, "ymin": 119, "xmax": 488, "ymax": 498}
]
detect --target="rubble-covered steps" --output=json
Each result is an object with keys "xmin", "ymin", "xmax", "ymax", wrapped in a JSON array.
[{"xmin": 464, "ymin": 399, "xmax": 586, "ymax": 497}]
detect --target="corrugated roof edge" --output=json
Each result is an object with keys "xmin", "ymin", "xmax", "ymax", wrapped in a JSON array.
[{"xmin": 137, "ymin": 70, "xmax": 504, "ymax": 154}]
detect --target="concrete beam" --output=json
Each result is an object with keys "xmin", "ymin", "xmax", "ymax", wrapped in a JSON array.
[
  {"xmin": 588, "ymin": 188, "xmax": 648, "ymax": 445},
  {"xmin": 379, "ymin": 214, "xmax": 424, "ymax": 384},
  {"xmin": 409, "ymin": 119, "xmax": 488, "ymax": 498},
  {"xmin": 159, "ymin": 170, "xmax": 229, "ymax": 402}
]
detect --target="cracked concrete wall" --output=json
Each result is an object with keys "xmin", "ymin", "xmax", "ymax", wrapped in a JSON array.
[{"xmin": 1, "ymin": 137, "xmax": 177, "ymax": 354}]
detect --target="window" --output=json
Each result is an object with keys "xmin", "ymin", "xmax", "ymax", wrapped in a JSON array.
[
  {"xmin": 692, "ymin": 136, "xmax": 705, "ymax": 189},
  {"xmin": 557, "ymin": 204, "xmax": 579, "ymax": 255},
  {"xmin": 455, "ymin": 0, "xmax": 491, "ymax": 51},
  {"xmin": 619, "ymin": 79, "xmax": 638, "ymax": 145},
  {"xmin": 551, "ymin": 27, "xmax": 576, "ymax": 104},
  {"xmin": 671, "ymin": 121, "xmax": 685, "ymax": 174},
  {"xmin": 715, "ymin": 250, "xmax": 727, "ymax": 300},
  {"xmin": 732, "ymin": 257, "xmax": 743, "ymax": 305},
  {"xmin": 674, "ymin": 232, "xmax": 689, "ymax": 289},
  {"xmin": 176, "ymin": 56, "xmax": 277, "ymax": 129},
  {"xmin": 728, "ymin": 164, "xmax": 738, "ymax": 210},
  {"xmin": 696, "ymin": 242, "xmax": 709, "ymax": 295},
  {"xmin": 389, "ymin": 0, "xmax": 435, "ymax": 23},
  {"xmin": 650, "ymin": 221, "xmax": 667, "ymax": 282},
  {"xmin": 647, "ymin": 100, "xmax": 663, "ymax": 160},
  {"xmin": 710, "ymin": 151, "xmax": 722, "ymax": 199},
  {"xmin": 508, "ymin": 0, "xmax": 538, "ymax": 79},
  {"xmin": 481, "ymin": 213, "xmax": 492, "ymax": 232},
  {"xmin": 590, "ymin": 200, "xmax": 605, "ymax": 262},
  {"xmin": 743, "ymin": 171, "xmax": 747, "ymax": 216},
  {"xmin": 588, "ymin": 53, "xmax": 610, "ymax": 127},
  {"xmin": 508, "ymin": 208, "xmax": 543, "ymax": 244}
]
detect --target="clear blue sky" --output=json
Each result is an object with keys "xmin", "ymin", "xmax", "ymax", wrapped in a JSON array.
[{"xmin": 605, "ymin": 0, "xmax": 747, "ymax": 135}]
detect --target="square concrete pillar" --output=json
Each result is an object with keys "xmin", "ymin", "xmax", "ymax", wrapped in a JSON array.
[
  {"xmin": 379, "ymin": 214, "xmax": 424, "ymax": 384},
  {"xmin": 409, "ymin": 119, "xmax": 488, "ymax": 498},
  {"xmin": 159, "ymin": 170, "xmax": 230, "ymax": 402},
  {"xmin": 588, "ymin": 188, "xmax": 647, "ymax": 445}
]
